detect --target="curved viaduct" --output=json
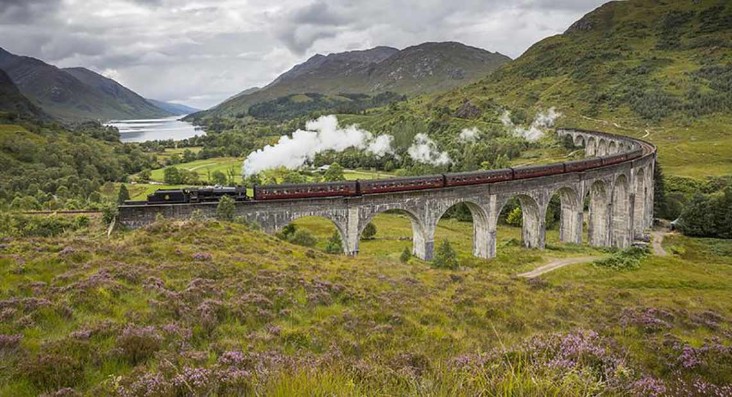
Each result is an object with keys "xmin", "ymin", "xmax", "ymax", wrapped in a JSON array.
[{"xmin": 119, "ymin": 128, "xmax": 656, "ymax": 260}]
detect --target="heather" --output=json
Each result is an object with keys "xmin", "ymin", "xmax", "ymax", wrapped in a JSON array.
[{"xmin": 0, "ymin": 218, "xmax": 730, "ymax": 396}]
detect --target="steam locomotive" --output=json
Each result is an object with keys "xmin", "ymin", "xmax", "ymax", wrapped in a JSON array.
[
  {"xmin": 144, "ymin": 186, "xmax": 249, "ymax": 204},
  {"xmin": 130, "ymin": 148, "xmax": 644, "ymax": 205}
]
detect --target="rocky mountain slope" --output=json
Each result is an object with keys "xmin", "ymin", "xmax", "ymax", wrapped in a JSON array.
[
  {"xmin": 0, "ymin": 47, "xmax": 170, "ymax": 122},
  {"xmin": 194, "ymin": 42, "xmax": 510, "ymax": 119}
]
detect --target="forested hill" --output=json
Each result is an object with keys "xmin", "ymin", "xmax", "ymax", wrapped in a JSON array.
[
  {"xmin": 0, "ymin": 47, "xmax": 170, "ymax": 122},
  {"xmin": 0, "ymin": 69, "xmax": 50, "ymax": 121},
  {"xmin": 421, "ymin": 0, "xmax": 732, "ymax": 177},
  {"xmin": 193, "ymin": 42, "xmax": 511, "ymax": 119}
]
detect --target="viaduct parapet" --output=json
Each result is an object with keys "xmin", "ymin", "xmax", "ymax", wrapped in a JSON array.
[{"xmin": 119, "ymin": 128, "xmax": 656, "ymax": 260}]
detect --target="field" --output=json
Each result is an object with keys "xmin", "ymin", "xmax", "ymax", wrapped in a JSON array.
[
  {"xmin": 148, "ymin": 157, "xmax": 243, "ymax": 183},
  {"xmin": 0, "ymin": 213, "xmax": 730, "ymax": 396}
]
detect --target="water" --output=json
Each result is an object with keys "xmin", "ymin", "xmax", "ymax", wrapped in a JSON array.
[{"xmin": 107, "ymin": 116, "xmax": 205, "ymax": 143}]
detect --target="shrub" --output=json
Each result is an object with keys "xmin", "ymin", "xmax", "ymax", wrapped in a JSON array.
[
  {"xmin": 400, "ymin": 247, "xmax": 411, "ymax": 263},
  {"xmin": 506, "ymin": 207, "xmax": 523, "ymax": 227},
  {"xmin": 594, "ymin": 246, "xmax": 649, "ymax": 270},
  {"xmin": 0, "ymin": 213, "xmax": 89, "ymax": 237},
  {"xmin": 116, "ymin": 325, "xmax": 162, "ymax": 364},
  {"xmin": 216, "ymin": 195, "xmax": 236, "ymax": 222},
  {"xmin": 21, "ymin": 353, "xmax": 84, "ymax": 390},
  {"xmin": 102, "ymin": 202, "xmax": 118, "ymax": 225},
  {"xmin": 277, "ymin": 224, "xmax": 297, "ymax": 241},
  {"xmin": 289, "ymin": 229, "xmax": 317, "ymax": 247},
  {"xmin": 325, "ymin": 230, "xmax": 343, "ymax": 254},
  {"xmin": 677, "ymin": 187, "xmax": 732, "ymax": 239},
  {"xmin": 433, "ymin": 240, "xmax": 458, "ymax": 270},
  {"xmin": 361, "ymin": 222, "xmax": 377, "ymax": 240},
  {"xmin": 117, "ymin": 184, "xmax": 130, "ymax": 205}
]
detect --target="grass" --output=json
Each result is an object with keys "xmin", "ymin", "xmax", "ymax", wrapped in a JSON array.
[
  {"xmin": 0, "ymin": 215, "xmax": 730, "ymax": 395},
  {"xmin": 147, "ymin": 157, "xmax": 243, "ymax": 183}
]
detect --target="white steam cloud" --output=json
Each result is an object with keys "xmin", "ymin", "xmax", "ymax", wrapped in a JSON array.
[
  {"xmin": 500, "ymin": 107, "xmax": 562, "ymax": 142},
  {"xmin": 407, "ymin": 133, "xmax": 451, "ymax": 166},
  {"xmin": 242, "ymin": 115, "xmax": 394, "ymax": 176},
  {"xmin": 458, "ymin": 127, "xmax": 481, "ymax": 143}
]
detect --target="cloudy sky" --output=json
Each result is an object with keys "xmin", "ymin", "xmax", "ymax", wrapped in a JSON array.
[{"xmin": 0, "ymin": 0, "xmax": 606, "ymax": 109}]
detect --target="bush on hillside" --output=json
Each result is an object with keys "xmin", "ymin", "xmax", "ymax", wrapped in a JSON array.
[
  {"xmin": 289, "ymin": 229, "xmax": 317, "ymax": 247},
  {"xmin": 325, "ymin": 230, "xmax": 343, "ymax": 254},
  {"xmin": 216, "ymin": 196, "xmax": 236, "ymax": 222},
  {"xmin": 361, "ymin": 222, "xmax": 377, "ymax": 240},
  {"xmin": 594, "ymin": 246, "xmax": 649, "ymax": 270},
  {"xmin": 677, "ymin": 187, "xmax": 732, "ymax": 239},
  {"xmin": 0, "ymin": 213, "xmax": 89, "ymax": 238},
  {"xmin": 433, "ymin": 240, "xmax": 458, "ymax": 270}
]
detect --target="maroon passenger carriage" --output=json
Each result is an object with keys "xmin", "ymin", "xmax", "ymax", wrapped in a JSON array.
[
  {"xmin": 359, "ymin": 175, "xmax": 444, "ymax": 194},
  {"xmin": 444, "ymin": 169, "xmax": 513, "ymax": 187},
  {"xmin": 253, "ymin": 181, "xmax": 358, "ymax": 200}
]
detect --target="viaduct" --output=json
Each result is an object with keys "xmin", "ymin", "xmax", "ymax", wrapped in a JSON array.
[{"xmin": 119, "ymin": 128, "xmax": 656, "ymax": 260}]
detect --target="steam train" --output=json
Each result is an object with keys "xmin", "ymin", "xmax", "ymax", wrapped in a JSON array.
[{"xmin": 131, "ymin": 148, "xmax": 644, "ymax": 205}]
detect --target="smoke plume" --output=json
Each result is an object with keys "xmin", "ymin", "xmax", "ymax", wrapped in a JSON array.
[
  {"xmin": 500, "ymin": 107, "xmax": 562, "ymax": 142},
  {"xmin": 242, "ymin": 115, "xmax": 394, "ymax": 176},
  {"xmin": 458, "ymin": 127, "xmax": 481, "ymax": 143},
  {"xmin": 407, "ymin": 133, "xmax": 451, "ymax": 166}
]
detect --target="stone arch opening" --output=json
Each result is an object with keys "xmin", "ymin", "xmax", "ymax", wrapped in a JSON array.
[
  {"xmin": 587, "ymin": 180, "xmax": 610, "ymax": 246},
  {"xmin": 612, "ymin": 174, "xmax": 631, "ymax": 248},
  {"xmin": 359, "ymin": 208, "xmax": 430, "ymax": 260},
  {"xmin": 277, "ymin": 215, "xmax": 348, "ymax": 254},
  {"xmin": 608, "ymin": 141, "xmax": 618, "ymax": 154},
  {"xmin": 434, "ymin": 201, "xmax": 492, "ymax": 259},
  {"xmin": 573, "ymin": 134, "xmax": 585, "ymax": 147},
  {"xmin": 586, "ymin": 136, "xmax": 597, "ymax": 156},
  {"xmin": 547, "ymin": 186, "xmax": 583, "ymax": 245},
  {"xmin": 498, "ymin": 194, "xmax": 544, "ymax": 250},
  {"xmin": 633, "ymin": 168, "xmax": 646, "ymax": 237},
  {"xmin": 597, "ymin": 139, "xmax": 609, "ymax": 157}
]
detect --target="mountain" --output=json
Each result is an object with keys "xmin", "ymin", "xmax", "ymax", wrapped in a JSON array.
[
  {"xmin": 193, "ymin": 42, "xmax": 510, "ymax": 119},
  {"xmin": 221, "ymin": 86, "xmax": 262, "ymax": 104},
  {"xmin": 421, "ymin": 0, "xmax": 732, "ymax": 178},
  {"xmin": 61, "ymin": 67, "xmax": 172, "ymax": 120},
  {"xmin": 0, "ymin": 47, "xmax": 170, "ymax": 122},
  {"xmin": 146, "ymin": 99, "xmax": 200, "ymax": 115},
  {"xmin": 0, "ymin": 69, "xmax": 50, "ymax": 121}
]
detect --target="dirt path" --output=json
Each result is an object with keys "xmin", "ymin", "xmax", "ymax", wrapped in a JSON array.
[
  {"xmin": 652, "ymin": 231, "xmax": 669, "ymax": 256},
  {"xmin": 518, "ymin": 256, "xmax": 599, "ymax": 278}
]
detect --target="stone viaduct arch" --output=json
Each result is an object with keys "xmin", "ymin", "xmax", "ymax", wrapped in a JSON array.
[{"xmin": 119, "ymin": 128, "xmax": 656, "ymax": 261}]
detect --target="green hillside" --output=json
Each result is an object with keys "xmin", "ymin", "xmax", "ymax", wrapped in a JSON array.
[
  {"xmin": 0, "ymin": 217, "xmax": 730, "ymax": 395},
  {"xmin": 417, "ymin": 0, "xmax": 732, "ymax": 178},
  {"xmin": 0, "ymin": 120, "xmax": 155, "ymax": 210}
]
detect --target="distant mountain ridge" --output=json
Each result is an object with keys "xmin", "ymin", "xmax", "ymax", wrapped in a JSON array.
[
  {"xmin": 193, "ymin": 42, "xmax": 511, "ymax": 119},
  {"xmin": 0, "ymin": 47, "xmax": 171, "ymax": 122},
  {"xmin": 146, "ymin": 99, "xmax": 200, "ymax": 116}
]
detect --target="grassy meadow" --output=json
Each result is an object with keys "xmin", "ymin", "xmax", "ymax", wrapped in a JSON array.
[{"xmin": 0, "ymin": 213, "xmax": 730, "ymax": 396}]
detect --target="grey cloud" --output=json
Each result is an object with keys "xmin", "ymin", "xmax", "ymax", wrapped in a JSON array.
[
  {"xmin": 0, "ymin": 0, "xmax": 61, "ymax": 24},
  {"xmin": 0, "ymin": 0, "xmax": 607, "ymax": 109}
]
